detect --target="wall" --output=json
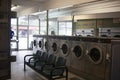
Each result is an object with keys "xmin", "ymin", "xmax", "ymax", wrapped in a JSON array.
[{"xmin": 0, "ymin": 0, "xmax": 11, "ymax": 79}]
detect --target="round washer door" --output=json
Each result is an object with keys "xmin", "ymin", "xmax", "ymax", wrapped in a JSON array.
[
  {"xmin": 45, "ymin": 41, "xmax": 49, "ymax": 51},
  {"xmin": 61, "ymin": 42, "xmax": 69, "ymax": 57},
  {"xmin": 52, "ymin": 42, "xmax": 59, "ymax": 53},
  {"xmin": 39, "ymin": 39, "xmax": 44, "ymax": 49},
  {"xmin": 73, "ymin": 45, "xmax": 83, "ymax": 59},
  {"xmin": 33, "ymin": 40, "xmax": 37, "ymax": 47},
  {"xmin": 87, "ymin": 46, "xmax": 102, "ymax": 64}
]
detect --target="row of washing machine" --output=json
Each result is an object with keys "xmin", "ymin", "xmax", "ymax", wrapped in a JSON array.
[
  {"xmin": 47, "ymin": 36, "xmax": 111, "ymax": 80},
  {"xmin": 33, "ymin": 36, "xmax": 111, "ymax": 80},
  {"xmin": 33, "ymin": 36, "xmax": 48, "ymax": 53}
]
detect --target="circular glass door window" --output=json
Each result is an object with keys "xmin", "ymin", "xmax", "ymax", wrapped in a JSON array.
[
  {"xmin": 61, "ymin": 44, "xmax": 68, "ymax": 55},
  {"xmin": 73, "ymin": 45, "xmax": 82, "ymax": 58},
  {"xmin": 52, "ymin": 42, "xmax": 57, "ymax": 52},
  {"xmin": 88, "ymin": 48, "xmax": 102, "ymax": 64},
  {"xmin": 33, "ymin": 40, "xmax": 37, "ymax": 47},
  {"xmin": 39, "ymin": 41, "xmax": 42, "ymax": 48}
]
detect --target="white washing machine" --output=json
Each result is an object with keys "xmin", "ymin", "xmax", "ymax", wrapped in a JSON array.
[
  {"xmin": 33, "ymin": 36, "xmax": 45, "ymax": 53},
  {"xmin": 59, "ymin": 37, "xmax": 71, "ymax": 67},
  {"xmin": 99, "ymin": 28, "xmax": 120, "ymax": 38},
  {"xmin": 84, "ymin": 39, "xmax": 110, "ymax": 80},
  {"xmin": 76, "ymin": 28, "xmax": 94, "ymax": 37},
  {"xmin": 70, "ymin": 37, "xmax": 86, "ymax": 76}
]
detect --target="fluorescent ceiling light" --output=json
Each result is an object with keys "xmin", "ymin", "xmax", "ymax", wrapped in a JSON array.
[{"xmin": 11, "ymin": 5, "xmax": 20, "ymax": 11}]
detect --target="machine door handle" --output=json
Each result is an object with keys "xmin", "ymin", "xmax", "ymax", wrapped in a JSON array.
[
  {"xmin": 86, "ymin": 50, "xmax": 89, "ymax": 55},
  {"xmin": 106, "ymin": 53, "xmax": 111, "ymax": 62}
]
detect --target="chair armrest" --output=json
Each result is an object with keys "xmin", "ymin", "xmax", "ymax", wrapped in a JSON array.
[
  {"xmin": 28, "ymin": 56, "xmax": 37, "ymax": 63},
  {"xmin": 24, "ymin": 54, "xmax": 33, "ymax": 62}
]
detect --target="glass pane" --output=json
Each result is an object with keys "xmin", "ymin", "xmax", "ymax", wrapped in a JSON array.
[
  {"xmin": 40, "ymin": 20, "xmax": 46, "ymax": 35},
  {"xmin": 29, "ymin": 15, "xmax": 39, "ymax": 49},
  {"xmin": 39, "ymin": 11, "xmax": 47, "ymax": 35},
  {"xmin": 18, "ymin": 16, "xmax": 28, "ymax": 49},
  {"xmin": 11, "ymin": 18, "xmax": 17, "ymax": 50},
  {"xmin": 59, "ymin": 22, "xmax": 66, "ymax": 35},
  {"xmin": 48, "ymin": 18, "xmax": 58, "ymax": 35},
  {"xmin": 66, "ymin": 22, "xmax": 72, "ymax": 36},
  {"xmin": 59, "ymin": 21, "xmax": 72, "ymax": 36}
]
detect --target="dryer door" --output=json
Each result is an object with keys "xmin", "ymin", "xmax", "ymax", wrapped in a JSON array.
[
  {"xmin": 52, "ymin": 42, "xmax": 59, "ymax": 54},
  {"xmin": 73, "ymin": 45, "xmax": 83, "ymax": 59},
  {"xmin": 88, "ymin": 47, "xmax": 102, "ymax": 64},
  {"xmin": 39, "ymin": 39, "xmax": 44, "ymax": 49},
  {"xmin": 45, "ymin": 41, "xmax": 49, "ymax": 51},
  {"xmin": 33, "ymin": 40, "xmax": 37, "ymax": 47},
  {"xmin": 61, "ymin": 43, "xmax": 69, "ymax": 56}
]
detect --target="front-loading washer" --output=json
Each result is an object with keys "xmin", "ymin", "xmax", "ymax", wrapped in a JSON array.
[
  {"xmin": 70, "ymin": 37, "xmax": 86, "ymax": 76},
  {"xmin": 51, "ymin": 38, "xmax": 60, "ymax": 56},
  {"xmin": 47, "ymin": 37, "xmax": 60, "ymax": 56},
  {"xmin": 59, "ymin": 37, "xmax": 71, "ymax": 67},
  {"xmin": 85, "ymin": 39, "xmax": 108, "ymax": 80}
]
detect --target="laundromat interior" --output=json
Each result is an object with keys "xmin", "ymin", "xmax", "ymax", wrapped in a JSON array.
[{"xmin": 0, "ymin": 0, "xmax": 120, "ymax": 80}]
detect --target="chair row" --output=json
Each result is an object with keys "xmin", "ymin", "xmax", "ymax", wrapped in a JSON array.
[{"xmin": 24, "ymin": 50, "xmax": 68, "ymax": 80}]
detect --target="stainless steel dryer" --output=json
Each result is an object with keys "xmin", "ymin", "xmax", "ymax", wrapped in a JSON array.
[
  {"xmin": 59, "ymin": 38, "xmax": 71, "ymax": 67},
  {"xmin": 70, "ymin": 37, "xmax": 86, "ymax": 76},
  {"xmin": 85, "ymin": 39, "xmax": 109, "ymax": 80}
]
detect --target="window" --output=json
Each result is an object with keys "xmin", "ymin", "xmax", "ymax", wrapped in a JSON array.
[{"xmin": 59, "ymin": 21, "xmax": 72, "ymax": 36}]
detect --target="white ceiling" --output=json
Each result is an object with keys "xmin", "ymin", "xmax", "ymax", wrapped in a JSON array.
[
  {"xmin": 12, "ymin": 0, "xmax": 47, "ymax": 11},
  {"xmin": 11, "ymin": 0, "xmax": 120, "ymax": 17}
]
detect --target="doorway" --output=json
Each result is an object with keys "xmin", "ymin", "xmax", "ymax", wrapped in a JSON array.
[{"xmin": 11, "ymin": 15, "xmax": 39, "ymax": 50}]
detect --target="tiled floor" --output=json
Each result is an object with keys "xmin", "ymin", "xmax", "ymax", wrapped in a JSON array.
[{"xmin": 8, "ymin": 50, "xmax": 84, "ymax": 80}]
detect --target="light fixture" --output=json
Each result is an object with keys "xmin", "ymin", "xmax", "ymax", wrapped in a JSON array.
[{"xmin": 11, "ymin": 5, "xmax": 20, "ymax": 11}]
